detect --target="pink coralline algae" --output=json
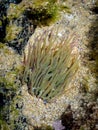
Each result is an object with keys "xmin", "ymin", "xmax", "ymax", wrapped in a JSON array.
[{"xmin": 53, "ymin": 120, "xmax": 65, "ymax": 130}]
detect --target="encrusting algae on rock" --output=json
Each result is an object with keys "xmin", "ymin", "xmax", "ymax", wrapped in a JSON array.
[
  {"xmin": 0, "ymin": 0, "xmax": 98, "ymax": 130},
  {"xmin": 0, "ymin": 43, "xmax": 27, "ymax": 129}
]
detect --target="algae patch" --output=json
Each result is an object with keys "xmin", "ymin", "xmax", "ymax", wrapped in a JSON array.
[{"xmin": 5, "ymin": 24, "xmax": 22, "ymax": 41}]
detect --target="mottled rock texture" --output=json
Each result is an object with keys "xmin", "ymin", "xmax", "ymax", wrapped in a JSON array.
[{"xmin": 0, "ymin": 0, "xmax": 98, "ymax": 130}]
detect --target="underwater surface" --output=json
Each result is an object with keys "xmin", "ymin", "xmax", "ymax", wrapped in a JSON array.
[{"xmin": 0, "ymin": 0, "xmax": 98, "ymax": 130}]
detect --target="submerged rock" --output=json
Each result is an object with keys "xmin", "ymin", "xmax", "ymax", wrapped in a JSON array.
[
  {"xmin": 9, "ymin": 0, "xmax": 22, "ymax": 4},
  {"xmin": 0, "ymin": 0, "xmax": 98, "ymax": 129},
  {"xmin": 0, "ymin": 0, "xmax": 62, "ymax": 53}
]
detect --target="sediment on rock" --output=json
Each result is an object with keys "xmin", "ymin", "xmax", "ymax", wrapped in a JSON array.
[{"xmin": 0, "ymin": 0, "xmax": 98, "ymax": 130}]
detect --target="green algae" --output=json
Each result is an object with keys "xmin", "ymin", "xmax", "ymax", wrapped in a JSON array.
[
  {"xmin": 5, "ymin": 0, "xmax": 70, "ymax": 49},
  {"xmin": 0, "ymin": 43, "xmax": 5, "ymax": 49},
  {"xmin": 0, "ymin": 44, "xmax": 23, "ymax": 91},
  {"xmin": 0, "ymin": 59, "xmax": 23, "ymax": 128},
  {"xmin": 26, "ymin": 3, "xmax": 59, "ymax": 26},
  {"xmin": 0, "ymin": 44, "xmax": 13, "ymax": 54},
  {"xmin": 5, "ymin": 24, "xmax": 22, "ymax": 41},
  {"xmin": 0, "ymin": 93, "xmax": 23, "ymax": 130},
  {"xmin": 7, "ymin": 0, "xmax": 70, "ymax": 26},
  {"xmin": 7, "ymin": 3, "xmax": 26, "ymax": 20},
  {"xmin": 34, "ymin": 124, "xmax": 53, "ymax": 130},
  {"xmin": 7, "ymin": 1, "xmax": 59, "ymax": 24},
  {"xmin": 0, "ymin": 71, "xmax": 19, "ymax": 90},
  {"xmin": 79, "ymin": 126, "xmax": 85, "ymax": 130},
  {"xmin": 0, "ymin": 20, "xmax": 2, "ymax": 26},
  {"xmin": 0, "ymin": 120, "xmax": 10, "ymax": 130}
]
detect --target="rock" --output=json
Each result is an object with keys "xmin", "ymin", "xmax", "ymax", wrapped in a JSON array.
[{"xmin": 0, "ymin": 0, "xmax": 98, "ymax": 129}]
